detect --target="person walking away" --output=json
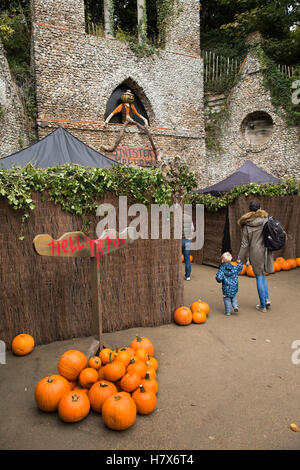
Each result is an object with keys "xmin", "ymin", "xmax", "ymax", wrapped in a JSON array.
[
  {"xmin": 216, "ymin": 252, "xmax": 243, "ymax": 316},
  {"xmin": 237, "ymin": 201, "xmax": 274, "ymax": 313},
  {"xmin": 182, "ymin": 211, "xmax": 194, "ymax": 281}
]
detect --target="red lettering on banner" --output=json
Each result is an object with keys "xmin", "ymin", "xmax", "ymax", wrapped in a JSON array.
[{"xmin": 105, "ymin": 146, "xmax": 156, "ymax": 167}]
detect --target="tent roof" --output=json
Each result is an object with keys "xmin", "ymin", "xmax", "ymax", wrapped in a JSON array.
[
  {"xmin": 192, "ymin": 160, "xmax": 280, "ymax": 196},
  {"xmin": 0, "ymin": 127, "xmax": 119, "ymax": 169}
]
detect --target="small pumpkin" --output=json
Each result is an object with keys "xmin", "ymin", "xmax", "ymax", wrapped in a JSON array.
[
  {"xmin": 190, "ymin": 255, "xmax": 194, "ymax": 263},
  {"xmin": 174, "ymin": 306, "xmax": 192, "ymax": 325},
  {"xmin": 116, "ymin": 348, "xmax": 132, "ymax": 367},
  {"xmin": 274, "ymin": 260, "xmax": 282, "ymax": 272},
  {"xmin": 102, "ymin": 393, "xmax": 137, "ymax": 431},
  {"xmin": 240, "ymin": 264, "xmax": 247, "ymax": 275},
  {"xmin": 130, "ymin": 336, "xmax": 154, "ymax": 357},
  {"xmin": 190, "ymin": 299, "xmax": 210, "ymax": 315},
  {"xmin": 287, "ymin": 259, "xmax": 297, "ymax": 269},
  {"xmin": 246, "ymin": 265, "xmax": 256, "ymax": 278},
  {"xmin": 11, "ymin": 334, "xmax": 35, "ymax": 356},
  {"xmin": 88, "ymin": 356, "xmax": 102, "ymax": 370},
  {"xmin": 132, "ymin": 384, "xmax": 157, "ymax": 415},
  {"xmin": 281, "ymin": 260, "xmax": 291, "ymax": 271},
  {"xmin": 146, "ymin": 355, "xmax": 158, "ymax": 371},
  {"xmin": 145, "ymin": 362, "xmax": 157, "ymax": 380},
  {"xmin": 88, "ymin": 380, "xmax": 118, "ymax": 413},
  {"xmin": 192, "ymin": 309, "xmax": 206, "ymax": 324},
  {"xmin": 104, "ymin": 353, "xmax": 126, "ymax": 382},
  {"xmin": 78, "ymin": 367, "xmax": 99, "ymax": 389},
  {"xmin": 296, "ymin": 257, "xmax": 300, "ymax": 267},
  {"xmin": 141, "ymin": 372, "xmax": 158, "ymax": 395},
  {"xmin": 58, "ymin": 391, "xmax": 90, "ymax": 423},
  {"xmin": 127, "ymin": 357, "xmax": 147, "ymax": 378},
  {"xmin": 134, "ymin": 347, "xmax": 149, "ymax": 363},
  {"xmin": 120, "ymin": 372, "xmax": 141, "ymax": 393},
  {"xmin": 58, "ymin": 350, "xmax": 87, "ymax": 381},
  {"xmin": 35, "ymin": 374, "xmax": 70, "ymax": 412},
  {"xmin": 99, "ymin": 348, "xmax": 113, "ymax": 365}
]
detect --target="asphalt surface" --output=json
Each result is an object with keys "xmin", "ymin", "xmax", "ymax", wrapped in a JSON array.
[{"xmin": 0, "ymin": 264, "xmax": 300, "ymax": 450}]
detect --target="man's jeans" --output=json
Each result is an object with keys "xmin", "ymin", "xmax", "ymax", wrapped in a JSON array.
[
  {"xmin": 182, "ymin": 238, "xmax": 191, "ymax": 278},
  {"xmin": 256, "ymin": 274, "xmax": 269, "ymax": 308},
  {"xmin": 223, "ymin": 295, "xmax": 238, "ymax": 314}
]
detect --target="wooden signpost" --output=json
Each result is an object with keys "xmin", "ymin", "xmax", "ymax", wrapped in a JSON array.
[{"xmin": 33, "ymin": 228, "xmax": 136, "ymax": 358}]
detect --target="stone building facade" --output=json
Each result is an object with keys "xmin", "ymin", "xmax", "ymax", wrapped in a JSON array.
[
  {"xmin": 0, "ymin": 41, "xmax": 29, "ymax": 158},
  {"xmin": 30, "ymin": 0, "xmax": 206, "ymax": 178},
  {"xmin": 205, "ymin": 51, "xmax": 300, "ymax": 185}
]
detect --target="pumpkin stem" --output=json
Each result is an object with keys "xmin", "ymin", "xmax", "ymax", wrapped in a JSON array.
[
  {"xmin": 47, "ymin": 376, "xmax": 54, "ymax": 383},
  {"xmin": 139, "ymin": 385, "xmax": 146, "ymax": 393},
  {"xmin": 130, "ymin": 357, "xmax": 136, "ymax": 364},
  {"xmin": 145, "ymin": 372, "xmax": 151, "ymax": 380},
  {"xmin": 109, "ymin": 351, "xmax": 113, "ymax": 363},
  {"xmin": 100, "ymin": 382, "xmax": 108, "ymax": 388},
  {"xmin": 114, "ymin": 395, "xmax": 122, "ymax": 401},
  {"xmin": 72, "ymin": 394, "xmax": 80, "ymax": 402},
  {"xmin": 136, "ymin": 336, "xmax": 142, "ymax": 342}
]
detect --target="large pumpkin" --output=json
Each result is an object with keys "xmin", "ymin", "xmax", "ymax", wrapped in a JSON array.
[
  {"xmin": 132, "ymin": 385, "xmax": 157, "ymax": 415},
  {"xmin": 35, "ymin": 374, "xmax": 70, "ymax": 412},
  {"xmin": 102, "ymin": 393, "xmax": 137, "ymax": 431},
  {"xmin": 88, "ymin": 380, "xmax": 117, "ymax": 413},
  {"xmin": 58, "ymin": 391, "xmax": 90, "ymax": 423},
  {"xmin": 58, "ymin": 350, "xmax": 87, "ymax": 381},
  {"xmin": 130, "ymin": 336, "xmax": 154, "ymax": 357},
  {"xmin": 173, "ymin": 306, "xmax": 193, "ymax": 325},
  {"xmin": 11, "ymin": 334, "xmax": 34, "ymax": 356}
]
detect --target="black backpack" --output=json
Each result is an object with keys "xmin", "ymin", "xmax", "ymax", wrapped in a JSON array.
[{"xmin": 263, "ymin": 217, "xmax": 286, "ymax": 251}]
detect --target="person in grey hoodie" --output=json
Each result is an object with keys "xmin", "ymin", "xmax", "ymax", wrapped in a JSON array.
[
  {"xmin": 237, "ymin": 201, "xmax": 274, "ymax": 313},
  {"xmin": 182, "ymin": 211, "xmax": 194, "ymax": 281}
]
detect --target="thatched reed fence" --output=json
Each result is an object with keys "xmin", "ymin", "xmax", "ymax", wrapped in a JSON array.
[{"xmin": 0, "ymin": 192, "xmax": 183, "ymax": 348}]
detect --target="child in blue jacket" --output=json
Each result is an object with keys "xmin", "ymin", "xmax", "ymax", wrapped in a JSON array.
[{"xmin": 216, "ymin": 252, "xmax": 243, "ymax": 316}]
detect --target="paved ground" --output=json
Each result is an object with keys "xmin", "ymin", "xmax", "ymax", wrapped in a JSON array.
[{"xmin": 1, "ymin": 264, "xmax": 300, "ymax": 450}]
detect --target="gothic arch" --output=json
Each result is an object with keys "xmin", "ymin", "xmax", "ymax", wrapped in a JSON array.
[{"xmin": 104, "ymin": 77, "xmax": 155, "ymax": 125}]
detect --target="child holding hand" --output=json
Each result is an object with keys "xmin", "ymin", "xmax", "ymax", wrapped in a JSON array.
[{"xmin": 216, "ymin": 252, "xmax": 243, "ymax": 316}]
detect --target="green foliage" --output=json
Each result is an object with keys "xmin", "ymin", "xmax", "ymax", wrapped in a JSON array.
[
  {"xmin": 257, "ymin": 47, "xmax": 300, "ymax": 126},
  {"xmin": 186, "ymin": 178, "xmax": 300, "ymax": 212},
  {"xmin": 0, "ymin": 162, "xmax": 197, "ymax": 237},
  {"xmin": 156, "ymin": 0, "xmax": 183, "ymax": 47},
  {"xmin": 200, "ymin": 0, "xmax": 300, "ymax": 66}
]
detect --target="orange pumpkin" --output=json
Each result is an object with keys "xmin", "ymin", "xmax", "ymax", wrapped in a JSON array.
[
  {"xmin": 190, "ymin": 299, "xmax": 210, "ymax": 315},
  {"xmin": 146, "ymin": 356, "xmax": 158, "ymax": 371},
  {"xmin": 102, "ymin": 393, "xmax": 137, "ymax": 431},
  {"xmin": 134, "ymin": 348, "xmax": 149, "ymax": 363},
  {"xmin": 120, "ymin": 372, "xmax": 141, "ymax": 393},
  {"xmin": 104, "ymin": 354, "xmax": 126, "ymax": 382},
  {"xmin": 173, "ymin": 306, "xmax": 193, "ymax": 325},
  {"xmin": 141, "ymin": 372, "xmax": 158, "ymax": 395},
  {"xmin": 127, "ymin": 357, "xmax": 147, "ymax": 378},
  {"xmin": 132, "ymin": 385, "xmax": 157, "ymax": 415},
  {"xmin": 274, "ymin": 260, "xmax": 282, "ymax": 272},
  {"xmin": 190, "ymin": 255, "xmax": 194, "ymax": 262},
  {"xmin": 246, "ymin": 265, "xmax": 256, "ymax": 277},
  {"xmin": 116, "ymin": 349, "xmax": 132, "ymax": 368},
  {"xmin": 231, "ymin": 261, "xmax": 238, "ymax": 266},
  {"xmin": 88, "ymin": 380, "xmax": 118, "ymax": 413},
  {"xmin": 240, "ymin": 264, "xmax": 247, "ymax": 275},
  {"xmin": 98, "ymin": 365, "xmax": 106, "ymax": 380},
  {"xmin": 192, "ymin": 309, "xmax": 207, "ymax": 324},
  {"xmin": 181, "ymin": 254, "xmax": 184, "ymax": 262},
  {"xmin": 130, "ymin": 336, "xmax": 154, "ymax": 357},
  {"xmin": 99, "ymin": 348, "xmax": 113, "ymax": 365},
  {"xmin": 296, "ymin": 258, "xmax": 300, "ymax": 267},
  {"xmin": 58, "ymin": 391, "xmax": 90, "ymax": 423},
  {"xmin": 145, "ymin": 362, "xmax": 157, "ymax": 380},
  {"xmin": 281, "ymin": 260, "xmax": 291, "ymax": 271},
  {"xmin": 58, "ymin": 350, "xmax": 87, "ymax": 381},
  {"xmin": 88, "ymin": 356, "xmax": 102, "ymax": 370},
  {"xmin": 35, "ymin": 374, "xmax": 70, "ymax": 412},
  {"xmin": 11, "ymin": 334, "xmax": 34, "ymax": 356},
  {"xmin": 287, "ymin": 259, "xmax": 297, "ymax": 269},
  {"xmin": 276, "ymin": 257, "xmax": 285, "ymax": 264},
  {"xmin": 78, "ymin": 367, "xmax": 99, "ymax": 389}
]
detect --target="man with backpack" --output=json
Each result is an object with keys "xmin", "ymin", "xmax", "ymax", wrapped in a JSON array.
[{"xmin": 237, "ymin": 201, "xmax": 275, "ymax": 313}]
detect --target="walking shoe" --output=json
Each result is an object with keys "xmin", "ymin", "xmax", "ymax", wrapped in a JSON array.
[
  {"xmin": 225, "ymin": 312, "xmax": 231, "ymax": 316},
  {"xmin": 185, "ymin": 277, "xmax": 191, "ymax": 281},
  {"xmin": 256, "ymin": 305, "xmax": 267, "ymax": 313},
  {"xmin": 233, "ymin": 307, "xmax": 239, "ymax": 313},
  {"xmin": 266, "ymin": 300, "xmax": 271, "ymax": 309}
]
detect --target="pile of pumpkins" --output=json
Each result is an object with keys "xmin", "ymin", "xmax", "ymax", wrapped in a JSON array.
[
  {"xmin": 232, "ymin": 256, "xmax": 300, "ymax": 278},
  {"xmin": 33, "ymin": 336, "xmax": 158, "ymax": 431},
  {"xmin": 174, "ymin": 299, "xmax": 210, "ymax": 326}
]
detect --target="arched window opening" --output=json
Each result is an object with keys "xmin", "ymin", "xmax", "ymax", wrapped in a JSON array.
[{"xmin": 104, "ymin": 82, "xmax": 150, "ymax": 126}]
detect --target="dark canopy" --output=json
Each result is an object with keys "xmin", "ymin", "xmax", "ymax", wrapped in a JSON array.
[
  {"xmin": 193, "ymin": 160, "xmax": 280, "ymax": 196},
  {"xmin": 0, "ymin": 127, "xmax": 119, "ymax": 169}
]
